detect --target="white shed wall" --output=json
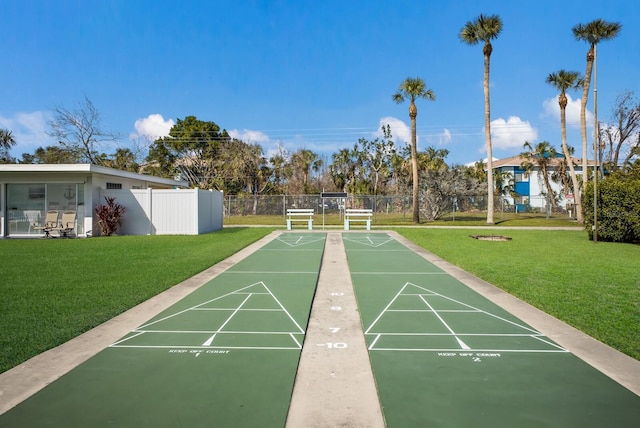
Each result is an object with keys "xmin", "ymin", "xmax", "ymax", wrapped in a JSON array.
[{"xmin": 98, "ymin": 188, "xmax": 223, "ymax": 235}]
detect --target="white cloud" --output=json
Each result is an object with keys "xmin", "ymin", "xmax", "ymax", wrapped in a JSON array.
[
  {"xmin": 376, "ymin": 116, "xmax": 411, "ymax": 145},
  {"xmin": 0, "ymin": 111, "xmax": 54, "ymax": 155},
  {"xmin": 131, "ymin": 114, "xmax": 174, "ymax": 140},
  {"xmin": 228, "ymin": 129, "xmax": 270, "ymax": 144},
  {"xmin": 542, "ymin": 94, "xmax": 592, "ymax": 128},
  {"xmin": 488, "ymin": 116, "xmax": 538, "ymax": 150}
]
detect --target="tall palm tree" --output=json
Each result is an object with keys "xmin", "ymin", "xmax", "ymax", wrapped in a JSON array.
[
  {"xmin": 460, "ymin": 13, "xmax": 503, "ymax": 224},
  {"xmin": 392, "ymin": 77, "xmax": 436, "ymax": 223},
  {"xmin": 546, "ymin": 70, "xmax": 584, "ymax": 222},
  {"xmin": 520, "ymin": 141, "xmax": 559, "ymax": 209},
  {"xmin": 572, "ymin": 19, "xmax": 622, "ymax": 185}
]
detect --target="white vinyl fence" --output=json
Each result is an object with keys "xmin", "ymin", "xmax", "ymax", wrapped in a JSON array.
[{"xmin": 98, "ymin": 188, "xmax": 223, "ymax": 235}]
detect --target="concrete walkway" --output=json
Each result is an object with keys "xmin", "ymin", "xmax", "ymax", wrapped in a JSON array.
[{"xmin": 1, "ymin": 230, "xmax": 638, "ymax": 423}]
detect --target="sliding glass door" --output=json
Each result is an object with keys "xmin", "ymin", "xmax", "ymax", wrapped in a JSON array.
[{"xmin": 5, "ymin": 183, "xmax": 84, "ymax": 236}]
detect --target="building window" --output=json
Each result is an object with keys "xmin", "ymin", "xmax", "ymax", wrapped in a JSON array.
[{"xmin": 106, "ymin": 182, "xmax": 122, "ymax": 189}]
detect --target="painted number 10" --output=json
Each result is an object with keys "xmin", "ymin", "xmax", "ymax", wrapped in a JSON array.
[{"xmin": 324, "ymin": 342, "xmax": 348, "ymax": 349}]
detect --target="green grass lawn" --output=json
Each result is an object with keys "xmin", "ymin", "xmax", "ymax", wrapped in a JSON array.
[
  {"xmin": 0, "ymin": 227, "xmax": 274, "ymax": 374},
  {"xmin": 395, "ymin": 228, "xmax": 640, "ymax": 361}
]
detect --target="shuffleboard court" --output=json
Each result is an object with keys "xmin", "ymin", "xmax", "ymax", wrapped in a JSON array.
[
  {"xmin": 0, "ymin": 233, "xmax": 326, "ymax": 428},
  {"xmin": 344, "ymin": 233, "xmax": 640, "ymax": 427}
]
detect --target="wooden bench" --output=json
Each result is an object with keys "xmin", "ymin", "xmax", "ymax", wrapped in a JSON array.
[
  {"xmin": 286, "ymin": 209, "xmax": 314, "ymax": 230},
  {"xmin": 344, "ymin": 209, "xmax": 373, "ymax": 230}
]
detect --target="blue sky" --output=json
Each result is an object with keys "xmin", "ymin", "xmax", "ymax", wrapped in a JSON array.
[{"xmin": 2, "ymin": 0, "xmax": 639, "ymax": 166}]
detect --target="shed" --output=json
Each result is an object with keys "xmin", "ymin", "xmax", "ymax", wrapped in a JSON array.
[{"xmin": 0, "ymin": 164, "xmax": 223, "ymax": 237}]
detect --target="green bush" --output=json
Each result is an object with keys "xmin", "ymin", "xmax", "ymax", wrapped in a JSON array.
[{"xmin": 583, "ymin": 178, "xmax": 640, "ymax": 243}]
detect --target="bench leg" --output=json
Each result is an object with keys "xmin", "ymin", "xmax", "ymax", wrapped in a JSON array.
[
  {"xmin": 307, "ymin": 220, "xmax": 313, "ymax": 230},
  {"xmin": 344, "ymin": 220, "xmax": 350, "ymax": 231},
  {"xmin": 287, "ymin": 220, "xmax": 292, "ymax": 231},
  {"xmin": 366, "ymin": 220, "xmax": 371, "ymax": 231}
]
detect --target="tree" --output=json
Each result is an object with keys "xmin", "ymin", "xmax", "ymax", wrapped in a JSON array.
[
  {"xmin": 268, "ymin": 145, "xmax": 292, "ymax": 194},
  {"xmin": 329, "ymin": 146, "xmax": 361, "ymax": 194},
  {"xmin": 290, "ymin": 149, "xmax": 323, "ymax": 194},
  {"xmin": 102, "ymin": 148, "xmax": 141, "ymax": 172},
  {"xmin": 520, "ymin": 141, "xmax": 559, "ymax": 209},
  {"xmin": 47, "ymin": 96, "xmax": 120, "ymax": 164},
  {"xmin": 600, "ymin": 90, "xmax": 640, "ymax": 171},
  {"xmin": 572, "ymin": 19, "xmax": 622, "ymax": 185},
  {"xmin": 20, "ymin": 145, "xmax": 81, "ymax": 164},
  {"xmin": 145, "ymin": 116, "xmax": 229, "ymax": 189},
  {"xmin": 392, "ymin": 77, "xmax": 436, "ymax": 223},
  {"xmin": 0, "ymin": 128, "xmax": 16, "ymax": 163},
  {"xmin": 460, "ymin": 13, "xmax": 503, "ymax": 224},
  {"xmin": 360, "ymin": 125, "xmax": 395, "ymax": 195},
  {"xmin": 546, "ymin": 70, "xmax": 584, "ymax": 222},
  {"xmin": 417, "ymin": 146, "xmax": 450, "ymax": 220}
]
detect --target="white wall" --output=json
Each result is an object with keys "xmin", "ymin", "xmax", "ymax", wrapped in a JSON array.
[{"xmin": 98, "ymin": 188, "xmax": 223, "ymax": 235}]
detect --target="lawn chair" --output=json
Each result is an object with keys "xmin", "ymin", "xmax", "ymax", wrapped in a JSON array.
[
  {"xmin": 52, "ymin": 211, "xmax": 77, "ymax": 238},
  {"xmin": 23, "ymin": 210, "xmax": 42, "ymax": 233},
  {"xmin": 33, "ymin": 210, "xmax": 59, "ymax": 238}
]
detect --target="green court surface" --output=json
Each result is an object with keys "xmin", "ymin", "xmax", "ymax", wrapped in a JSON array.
[
  {"xmin": 0, "ymin": 234, "xmax": 326, "ymax": 428},
  {"xmin": 343, "ymin": 233, "xmax": 640, "ymax": 427}
]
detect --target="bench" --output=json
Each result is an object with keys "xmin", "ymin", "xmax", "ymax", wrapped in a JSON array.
[
  {"xmin": 344, "ymin": 209, "xmax": 373, "ymax": 230},
  {"xmin": 286, "ymin": 209, "xmax": 314, "ymax": 230}
]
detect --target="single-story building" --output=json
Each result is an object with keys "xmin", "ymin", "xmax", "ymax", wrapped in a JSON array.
[{"xmin": 0, "ymin": 164, "xmax": 223, "ymax": 238}]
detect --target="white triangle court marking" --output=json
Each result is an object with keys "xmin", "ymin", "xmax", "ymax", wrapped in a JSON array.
[
  {"xmin": 203, "ymin": 294, "xmax": 252, "ymax": 346},
  {"xmin": 402, "ymin": 282, "xmax": 541, "ymax": 334},
  {"xmin": 115, "ymin": 281, "xmax": 306, "ymax": 350},
  {"xmin": 277, "ymin": 235, "xmax": 325, "ymax": 247},
  {"xmin": 455, "ymin": 337, "xmax": 471, "ymax": 350},
  {"xmin": 365, "ymin": 282, "xmax": 543, "ymax": 341},
  {"xmin": 343, "ymin": 234, "xmax": 394, "ymax": 248}
]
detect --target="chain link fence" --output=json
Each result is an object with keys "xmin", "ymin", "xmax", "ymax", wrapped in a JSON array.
[{"xmin": 224, "ymin": 194, "xmax": 574, "ymax": 219}]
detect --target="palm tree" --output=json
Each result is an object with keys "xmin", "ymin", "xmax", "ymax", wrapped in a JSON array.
[
  {"xmin": 520, "ymin": 141, "xmax": 559, "ymax": 209},
  {"xmin": 1, "ymin": 128, "xmax": 16, "ymax": 163},
  {"xmin": 572, "ymin": 19, "xmax": 622, "ymax": 185},
  {"xmin": 392, "ymin": 77, "xmax": 436, "ymax": 223},
  {"xmin": 460, "ymin": 13, "xmax": 503, "ymax": 224},
  {"xmin": 291, "ymin": 148, "xmax": 322, "ymax": 194},
  {"xmin": 546, "ymin": 70, "xmax": 584, "ymax": 222}
]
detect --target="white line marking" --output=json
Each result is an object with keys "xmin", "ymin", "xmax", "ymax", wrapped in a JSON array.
[
  {"xmin": 418, "ymin": 293, "xmax": 470, "ymax": 350},
  {"xmin": 110, "ymin": 345, "xmax": 301, "ymax": 350},
  {"xmin": 406, "ymin": 282, "xmax": 541, "ymax": 335},
  {"xmin": 455, "ymin": 337, "xmax": 471, "ymax": 350},
  {"xmin": 110, "ymin": 331, "xmax": 145, "ymax": 346},
  {"xmin": 290, "ymin": 333, "xmax": 302, "ymax": 348},
  {"xmin": 369, "ymin": 334, "xmax": 382, "ymax": 350},
  {"xmin": 191, "ymin": 308, "xmax": 282, "ymax": 312},
  {"xmin": 365, "ymin": 283, "xmax": 410, "ymax": 334},
  {"xmin": 531, "ymin": 335, "xmax": 568, "ymax": 351},
  {"xmin": 369, "ymin": 348, "xmax": 570, "ymax": 353},
  {"xmin": 131, "ymin": 330, "xmax": 303, "ymax": 335},
  {"xmin": 138, "ymin": 282, "xmax": 265, "ymax": 329},
  {"xmin": 262, "ymin": 282, "xmax": 305, "ymax": 333},
  {"xmin": 203, "ymin": 294, "xmax": 252, "ymax": 346},
  {"xmin": 225, "ymin": 271, "xmax": 318, "ymax": 274},
  {"xmin": 350, "ymin": 272, "xmax": 447, "ymax": 275}
]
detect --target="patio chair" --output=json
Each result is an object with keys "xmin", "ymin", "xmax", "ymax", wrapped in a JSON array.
[
  {"xmin": 52, "ymin": 211, "xmax": 77, "ymax": 238},
  {"xmin": 23, "ymin": 210, "xmax": 42, "ymax": 233},
  {"xmin": 33, "ymin": 210, "xmax": 59, "ymax": 238}
]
